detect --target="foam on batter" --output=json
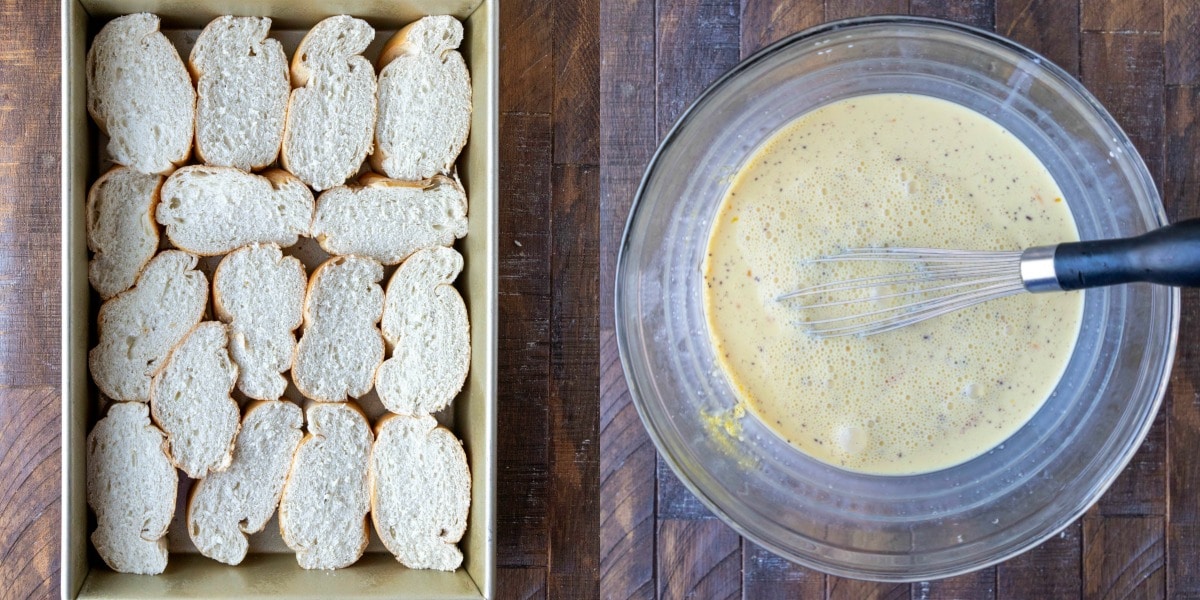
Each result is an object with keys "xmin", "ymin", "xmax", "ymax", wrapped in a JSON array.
[{"xmin": 702, "ymin": 93, "xmax": 1084, "ymax": 475}]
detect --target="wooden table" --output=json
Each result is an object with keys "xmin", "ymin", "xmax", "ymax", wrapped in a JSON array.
[
  {"xmin": 601, "ymin": 0, "xmax": 1200, "ymax": 598},
  {"xmin": 0, "ymin": 1, "xmax": 601, "ymax": 598}
]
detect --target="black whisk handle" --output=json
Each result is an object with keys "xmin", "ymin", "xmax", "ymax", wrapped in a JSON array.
[{"xmin": 1053, "ymin": 218, "xmax": 1200, "ymax": 290}]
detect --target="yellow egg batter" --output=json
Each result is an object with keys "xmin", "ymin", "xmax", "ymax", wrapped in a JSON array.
[{"xmin": 703, "ymin": 93, "xmax": 1083, "ymax": 475}]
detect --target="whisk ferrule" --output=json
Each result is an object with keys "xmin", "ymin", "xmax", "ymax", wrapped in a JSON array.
[{"xmin": 1019, "ymin": 245, "xmax": 1062, "ymax": 293}]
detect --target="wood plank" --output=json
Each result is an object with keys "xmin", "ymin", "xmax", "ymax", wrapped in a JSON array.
[
  {"xmin": 996, "ymin": 521, "xmax": 1082, "ymax": 599},
  {"xmin": 1081, "ymin": 30, "xmax": 1166, "ymax": 230},
  {"xmin": 1165, "ymin": 0, "xmax": 1200, "ymax": 85},
  {"xmin": 600, "ymin": 329, "xmax": 656, "ymax": 600},
  {"xmin": 1081, "ymin": 0, "xmax": 1162, "ymax": 32},
  {"xmin": 599, "ymin": 0, "xmax": 656, "ymax": 330},
  {"xmin": 655, "ymin": 0, "xmax": 741, "ymax": 138},
  {"xmin": 996, "ymin": 0, "xmax": 1081, "ymax": 76},
  {"xmin": 657, "ymin": 519, "xmax": 742, "ymax": 600},
  {"xmin": 1082, "ymin": 514, "xmax": 1165, "ymax": 599},
  {"xmin": 547, "ymin": 164, "xmax": 600, "ymax": 599},
  {"xmin": 743, "ymin": 541, "xmax": 825, "ymax": 599},
  {"xmin": 910, "ymin": 0, "xmax": 995, "ymax": 30},
  {"xmin": 1165, "ymin": 84, "xmax": 1200, "ymax": 600},
  {"xmin": 499, "ymin": 0, "xmax": 553, "ymax": 113},
  {"xmin": 914, "ymin": 569, "xmax": 996, "ymax": 599},
  {"xmin": 0, "ymin": 387, "xmax": 59, "ymax": 599},
  {"xmin": 498, "ymin": 567, "xmax": 549, "ymax": 600},
  {"xmin": 657, "ymin": 455, "xmax": 716, "ymax": 519},
  {"xmin": 828, "ymin": 576, "xmax": 908, "ymax": 600},
  {"xmin": 0, "ymin": 0, "xmax": 60, "ymax": 389},
  {"xmin": 825, "ymin": 0, "xmax": 908, "ymax": 20},
  {"xmin": 553, "ymin": 0, "xmax": 600, "ymax": 165},
  {"xmin": 497, "ymin": 112, "xmax": 553, "ymax": 568},
  {"xmin": 739, "ymin": 0, "xmax": 824, "ymax": 58}
]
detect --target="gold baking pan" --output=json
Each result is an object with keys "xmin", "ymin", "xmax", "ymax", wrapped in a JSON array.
[{"xmin": 60, "ymin": 1, "xmax": 497, "ymax": 597}]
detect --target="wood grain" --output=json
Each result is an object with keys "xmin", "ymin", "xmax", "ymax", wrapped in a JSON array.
[
  {"xmin": 996, "ymin": 0, "xmax": 1081, "ymax": 76},
  {"xmin": 1082, "ymin": 0, "xmax": 1163, "ymax": 32},
  {"xmin": 997, "ymin": 521, "xmax": 1083, "ymax": 599},
  {"xmin": 828, "ymin": 577, "xmax": 908, "ymax": 600},
  {"xmin": 0, "ymin": 0, "xmax": 60, "ymax": 390},
  {"xmin": 742, "ymin": 542, "xmax": 825, "ymax": 599},
  {"xmin": 825, "ymin": 0, "xmax": 908, "ymax": 20},
  {"xmin": 1164, "ymin": 0, "xmax": 1200, "ymax": 85},
  {"xmin": 910, "ymin": 0, "xmax": 994, "ymax": 29},
  {"xmin": 600, "ymin": 330, "xmax": 656, "ymax": 600},
  {"xmin": 915, "ymin": 569, "xmax": 996, "ymax": 599},
  {"xmin": 0, "ymin": 387, "xmax": 60, "ymax": 599},
  {"xmin": 0, "ymin": 0, "xmax": 61, "ymax": 596},
  {"xmin": 497, "ymin": 111, "xmax": 554, "ymax": 568},
  {"xmin": 547, "ymin": 164, "xmax": 600, "ymax": 599},
  {"xmin": 1165, "ymin": 84, "xmax": 1200, "ymax": 599},
  {"xmin": 498, "ymin": 567, "xmax": 549, "ymax": 600},
  {"xmin": 598, "ymin": 0, "xmax": 656, "ymax": 330},
  {"xmin": 1083, "ymin": 515, "xmax": 1166, "ymax": 599},
  {"xmin": 499, "ymin": 0, "xmax": 553, "ymax": 114},
  {"xmin": 739, "ymin": 0, "xmax": 823, "ymax": 58},
  {"xmin": 553, "ymin": 0, "xmax": 600, "ymax": 165},
  {"xmin": 655, "ymin": 0, "xmax": 741, "ymax": 138},
  {"xmin": 657, "ymin": 519, "xmax": 741, "ymax": 600}
]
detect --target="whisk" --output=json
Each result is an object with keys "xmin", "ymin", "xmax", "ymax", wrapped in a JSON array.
[{"xmin": 779, "ymin": 218, "xmax": 1200, "ymax": 338}]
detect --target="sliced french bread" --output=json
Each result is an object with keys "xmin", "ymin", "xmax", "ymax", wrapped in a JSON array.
[
  {"xmin": 311, "ymin": 174, "xmax": 468, "ymax": 265},
  {"xmin": 188, "ymin": 400, "xmax": 303, "ymax": 565},
  {"xmin": 190, "ymin": 16, "xmax": 290, "ymax": 171},
  {"xmin": 149, "ymin": 321, "xmax": 241, "ymax": 478},
  {"xmin": 375, "ymin": 247, "xmax": 469, "ymax": 415},
  {"xmin": 86, "ymin": 13, "xmax": 194, "ymax": 175},
  {"xmin": 90, "ymin": 250, "xmax": 208, "ymax": 402},
  {"xmin": 86, "ymin": 166, "xmax": 162, "ymax": 299},
  {"xmin": 213, "ymin": 244, "xmax": 307, "ymax": 401},
  {"xmin": 157, "ymin": 166, "xmax": 314, "ymax": 255},
  {"xmin": 369, "ymin": 413, "xmax": 470, "ymax": 571},
  {"xmin": 371, "ymin": 16, "xmax": 471, "ymax": 181},
  {"xmin": 278, "ymin": 402, "xmax": 373, "ymax": 570},
  {"xmin": 280, "ymin": 16, "xmax": 377, "ymax": 191},
  {"xmin": 292, "ymin": 256, "xmax": 384, "ymax": 402},
  {"xmin": 86, "ymin": 402, "xmax": 178, "ymax": 575}
]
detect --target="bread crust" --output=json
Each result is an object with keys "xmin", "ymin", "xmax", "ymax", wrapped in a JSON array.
[{"xmin": 86, "ymin": 166, "xmax": 164, "ymax": 299}]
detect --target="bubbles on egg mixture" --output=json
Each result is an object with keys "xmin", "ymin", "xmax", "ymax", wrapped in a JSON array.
[{"xmin": 701, "ymin": 94, "xmax": 1084, "ymax": 475}]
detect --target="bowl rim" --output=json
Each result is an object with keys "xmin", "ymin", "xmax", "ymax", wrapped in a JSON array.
[{"xmin": 614, "ymin": 14, "xmax": 1179, "ymax": 581}]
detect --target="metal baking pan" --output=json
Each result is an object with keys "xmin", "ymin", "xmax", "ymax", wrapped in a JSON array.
[{"xmin": 60, "ymin": 1, "xmax": 496, "ymax": 597}]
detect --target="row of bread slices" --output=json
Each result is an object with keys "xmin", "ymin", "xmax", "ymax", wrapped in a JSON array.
[
  {"xmin": 87, "ymin": 245, "xmax": 470, "ymax": 574},
  {"xmin": 87, "ymin": 162, "xmax": 466, "ymax": 300},
  {"xmin": 88, "ymin": 13, "xmax": 469, "ymax": 189},
  {"xmin": 89, "ymin": 398, "xmax": 470, "ymax": 574}
]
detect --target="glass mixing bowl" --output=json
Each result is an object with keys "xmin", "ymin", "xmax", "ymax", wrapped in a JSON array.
[{"xmin": 615, "ymin": 16, "xmax": 1179, "ymax": 581}]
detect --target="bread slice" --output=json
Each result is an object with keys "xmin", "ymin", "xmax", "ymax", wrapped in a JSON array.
[
  {"xmin": 369, "ymin": 414, "xmax": 470, "ymax": 571},
  {"xmin": 375, "ymin": 247, "xmax": 469, "ymax": 415},
  {"xmin": 190, "ymin": 16, "xmax": 290, "ymax": 171},
  {"xmin": 280, "ymin": 16, "xmax": 377, "ymax": 191},
  {"xmin": 292, "ymin": 256, "xmax": 384, "ymax": 402},
  {"xmin": 86, "ymin": 13, "xmax": 195, "ymax": 175},
  {"xmin": 311, "ymin": 174, "xmax": 468, "ymax": 265},
  {"xmin": 149, "ymin": 322, "xmax": 240, "ymax": 478},
  {"xmin": 371, "ymin": 16, "xmax": 471, "ymax": 181},
  {"xmin": 188, "ymin": 400, "xmax": 303, "ymax": 565},
  {"xmin": 90, "ymin": 250, "xmax": 208, "ymax": 402},
  {"xmin": 213, "ymin": 244, "xmax": 307, "ymax": 400},
  {"xmin": 86, "ymin": 167, "xmax": 162, "ymax": 299},
  {"xmin": 86, "ymin": 402, "xmax": 178, "ymax": 575},
  {"xmin": 279, "ymin": 402, "xmax": 373, "ymax": 569},
  {"xmin": 157, "ymin": 166, "xmax": 314, "ymax": 255}
]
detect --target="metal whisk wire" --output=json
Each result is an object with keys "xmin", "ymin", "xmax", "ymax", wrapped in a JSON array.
[{"xmin": 780, "ymin": 248, "xmax": 1027, "ymax": 338}]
